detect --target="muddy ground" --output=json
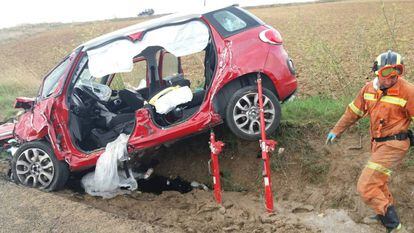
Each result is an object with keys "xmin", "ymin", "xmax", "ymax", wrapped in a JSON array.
[{"xmin": 1, "ymin": 129, "xmax": 413, "ymax": 233}]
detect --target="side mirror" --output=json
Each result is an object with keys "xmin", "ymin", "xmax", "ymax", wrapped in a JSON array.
[{"xmin": 14, "ymin": 97, "xmax": 35, "ymax": 110}]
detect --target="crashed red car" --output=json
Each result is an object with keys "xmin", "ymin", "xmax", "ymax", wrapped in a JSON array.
[{"xmin": 0, "ymin": 6, "xmax": 297, "ymax": 190}]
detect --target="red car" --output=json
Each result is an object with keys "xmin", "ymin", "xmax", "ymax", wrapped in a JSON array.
[{"xmin": 0, "ymin": 6, "xmax": 297, "ymax": 190}]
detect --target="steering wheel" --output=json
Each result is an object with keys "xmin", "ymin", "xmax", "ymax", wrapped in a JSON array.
[
  {"xmin": 70, "ymin": 87, "xmax": 89, "ymax": 115},
  {"xmin": 77, "ymin": 84, "xmax": 104, "ymax": 104},
  {"xmin": 71, "ymin": 86, "xmax": 105, "ymax": 118}
]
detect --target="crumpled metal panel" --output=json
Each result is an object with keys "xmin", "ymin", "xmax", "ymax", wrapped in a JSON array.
[{"xmin": 14, "ymin": 98, "xmax": 55, "ymax": 142}]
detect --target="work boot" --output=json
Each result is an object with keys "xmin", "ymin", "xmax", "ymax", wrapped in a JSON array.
[
  {"xmin": 377, "ymin": 205, "xmax": 401, "ymax": 232},
  {"xmin": 387, "ymin": 223, "xmax": 407, "ymax": 233}
]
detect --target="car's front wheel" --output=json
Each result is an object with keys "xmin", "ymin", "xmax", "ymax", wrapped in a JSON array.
[
  {"xmin": 11, "ymin": 141, "xmax": 69, "ymax": 191},
  {"xmin": 225, "ymin": 85, "xmax": 281, "ymax": 140}
]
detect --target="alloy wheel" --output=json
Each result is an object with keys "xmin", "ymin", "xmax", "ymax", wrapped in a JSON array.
[
  {"xmin": 15, "ymin": 148, "xmax": 55, "ymax": 189},
  {"xmin": 232, "ymin": 92, "xmax": 275, "ymax": 135}
]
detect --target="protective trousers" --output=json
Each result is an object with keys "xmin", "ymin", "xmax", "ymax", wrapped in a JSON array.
[{"xmin": 356, "ymin": 139, "xmax": 409, "ymax": 215}]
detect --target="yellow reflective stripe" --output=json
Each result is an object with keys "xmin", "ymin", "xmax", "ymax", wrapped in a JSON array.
[
  {"xmin": 363, "ymin": 93, "xmax": 407, "ymax": 107},
  {"xmin": 380, "ymin": 96, "xmax": 407, "ymax": 107},
  {"xmin": 149, "ymin": 86, "xmax": 180, "ymax": 105},
  {"xmin": 366, "ymin": 161, "xmax": 392, "ymax": 176},
  {"xmin": 363, "ymin": 93, "xmax": 376, "ymax": 101},
  {"xmin": 411, "ymin": 116, "xmax": 414, "ymax": 121},
  {"xmin": 348, "ymin": 102, "xmax": 364, "ymax": 117}
]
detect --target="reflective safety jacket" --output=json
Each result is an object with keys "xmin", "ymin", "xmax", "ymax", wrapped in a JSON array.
[{"xmin": 332, "ymin": 78, "xmax": 414, "ymax": 138}]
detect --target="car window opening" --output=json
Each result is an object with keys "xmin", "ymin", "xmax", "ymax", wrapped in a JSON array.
[{"xmin": 68, "ymin": 42, "xmax": 216, "ymax": 152}]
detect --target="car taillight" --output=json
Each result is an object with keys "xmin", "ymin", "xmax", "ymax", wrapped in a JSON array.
[{"xmin": 259, "ymin": 27, "xmax": 283, "ymax": 45}]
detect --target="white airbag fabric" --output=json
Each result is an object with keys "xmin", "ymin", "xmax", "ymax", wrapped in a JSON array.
[
  {"xmin": 154, "ymin": 86, "xmax": 193, "ymax": 114},
  {"xmin": 81, "ymin": 134, "xmax": 137, "ymax": 198},
  {"xmin": 88, "ymin": 40, "xmax": 136, "ymax": 78},
  {"xmin": 88, "ymin": 20, "xmax": 209, "ymax": 77}
]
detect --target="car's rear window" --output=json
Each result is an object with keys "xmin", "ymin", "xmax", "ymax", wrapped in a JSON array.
[
  {"xmin": 212, "ymin": 11, "xmax": 247, "ymax": 32},
  {"xmin": 204, "ymin": 6, "xmax": 263, "ymax": 38}
]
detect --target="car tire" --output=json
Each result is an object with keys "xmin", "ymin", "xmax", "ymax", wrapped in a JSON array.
[
  {"xmin": 225, "ymin": 85, "xmax": 281, "ymax": 140},
  {"xmin": 11, "ymin": 141, "xmax": 69, "ymax": 191}
]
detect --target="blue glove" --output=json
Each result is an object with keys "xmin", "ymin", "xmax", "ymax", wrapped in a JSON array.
[{"xmin": 325, "ymin": 132, "xmax": 336, "ymax": 144}]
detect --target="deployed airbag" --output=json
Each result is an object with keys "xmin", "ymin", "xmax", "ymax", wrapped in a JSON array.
[
  {"xmin": 88, "ymin": 20, "xmax": 209, "ymax": 77},
  {"xmin": 152, "ymin": 86, "xmax": 193, "ymax": 114}
]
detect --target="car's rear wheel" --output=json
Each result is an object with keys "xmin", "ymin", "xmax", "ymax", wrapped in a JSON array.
[
  {"xmin": 11, "ymin": 141, "xmax": 69, "ymax": 191},
  {"xmin": 225, "ymin": 85, "xmax": 281, "ymax": 140}
]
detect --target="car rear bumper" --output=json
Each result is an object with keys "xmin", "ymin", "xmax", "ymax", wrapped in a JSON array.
[{"xmin": 281, "ymin": 89, "xmax": 297, "ymax": 103}]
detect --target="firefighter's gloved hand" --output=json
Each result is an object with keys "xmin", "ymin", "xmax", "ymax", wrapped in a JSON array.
[{"xmin": 325, "ymin": 132, "xmax": 336, "ymax": 144}]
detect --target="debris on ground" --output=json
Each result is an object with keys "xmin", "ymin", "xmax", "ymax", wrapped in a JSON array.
[{"xmin": 81, "ymin": 134, "xmax": 137, "ymax": 198}]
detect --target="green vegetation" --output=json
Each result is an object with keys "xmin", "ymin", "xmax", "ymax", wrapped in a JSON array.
[
  {"xmin": 0, "ymin": 83, "xmax": 37, "ymax": 120},
  {"xmin": 281, "ymin": 96, "xmax": 371, "ymax": 134},
  {"xmin": 281, "ymin": 96, "xmax": 350, "ymax": 128},
  {"xmin": 0, "ymin": 151, "xmax": 8, "ymax": 160}
]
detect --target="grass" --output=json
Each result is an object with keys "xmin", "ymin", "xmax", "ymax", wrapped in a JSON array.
[
  {"xmin": 281, "ymin": 95, "xmax": 371, "ymax": 134},
  {"xmin": 0, "ymin": 82, "xmax": 38, "ymax": 119},
  {"xmin": 281, "ymin": 96, "xmax": 351, "ymax": 128},
  {"xmin": 0, "ymin": 151, "xmax": 8, "ymax": 161}
]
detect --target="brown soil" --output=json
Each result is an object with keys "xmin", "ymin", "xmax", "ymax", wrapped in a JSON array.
[
  {"xmin": 1, "ymin": 129, "xmax": 412, "ymax": 232},
  {"xmin": 153, "ymin": 127, "xmax": 414, "ymax": 231}
]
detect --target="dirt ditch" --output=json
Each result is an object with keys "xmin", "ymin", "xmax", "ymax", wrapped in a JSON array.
[{"xmin": 2, "ymin": 128, "xmax": 413, "ymax": 232}]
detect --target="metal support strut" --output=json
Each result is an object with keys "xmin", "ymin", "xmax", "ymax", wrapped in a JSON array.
[
  {"xmin": 257, "ymin": 72, "xmax": 277, "ymax": 213},
  {"xmin": 209, "ymin": 130, "xmax": 225, "ymax": 204}
]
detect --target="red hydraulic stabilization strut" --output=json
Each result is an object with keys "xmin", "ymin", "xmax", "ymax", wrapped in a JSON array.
[
  {"xmin": 209, "ymin": 130, "xmax": 225, "ymax": 204},
  {"xmin": 257, "ymin": 72, "xmax": 277, "ymax": 213}
]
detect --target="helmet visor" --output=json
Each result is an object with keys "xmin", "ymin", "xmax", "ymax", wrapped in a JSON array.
[{"xmin": 378, "ymin": 64, "xmax": 404, "ymax": 78}]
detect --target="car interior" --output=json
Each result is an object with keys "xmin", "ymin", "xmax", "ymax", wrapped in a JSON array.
[{"xmin": 68, "ymin": 42, "xmax": 216, "ymax": 152}]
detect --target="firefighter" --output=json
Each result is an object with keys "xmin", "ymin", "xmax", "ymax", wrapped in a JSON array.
[{"xmin": 326, "ymin": 50, "xmax": 413, "ymax": 233}]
